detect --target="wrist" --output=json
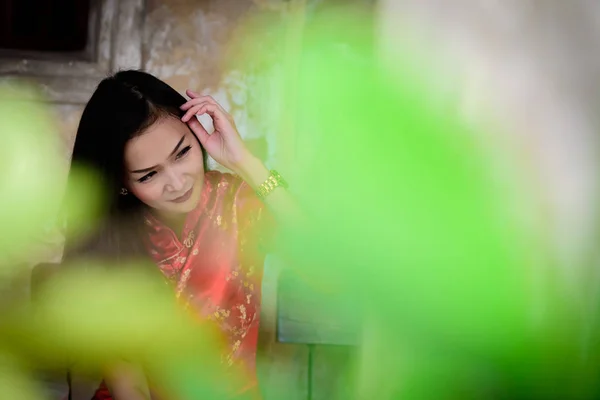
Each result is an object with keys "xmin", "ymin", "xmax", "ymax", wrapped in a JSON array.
[{"xmin": 234, "ymin": 154, "xmax": 270, "ymax": 189}]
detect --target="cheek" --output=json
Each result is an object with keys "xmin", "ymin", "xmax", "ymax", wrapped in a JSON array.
[
  {"xmin": 130, "ymin": 183, "xmax": 163, "ymax": 205},
  {"xmin": 187, "ymin": 149, "xmax": 205, "ymax": 175}
]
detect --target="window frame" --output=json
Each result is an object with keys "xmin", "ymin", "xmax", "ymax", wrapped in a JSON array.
[{"xmin": 0, "ymin": 0, "xmax": 144, "ymax": 104}]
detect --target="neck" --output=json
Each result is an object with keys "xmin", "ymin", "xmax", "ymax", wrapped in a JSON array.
[{"xmin": 154, "ymin": 210, "xmax": 187, "ymax": 235}]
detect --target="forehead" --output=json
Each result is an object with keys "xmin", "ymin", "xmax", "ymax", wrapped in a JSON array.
[{"xmin": 125, "ymin": 117, "xmax": 189, "ymax": 169}]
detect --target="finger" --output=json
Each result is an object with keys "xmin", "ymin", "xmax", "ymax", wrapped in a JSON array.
[
  {"xmin": 204, "ymin": 95, "xmax": 227, "ymax": 113},
  {"xmin": 181, "ymin": 102, "xmax": 208, "ymax": 122},
  {"xmin": 181, "ymin": 102, "xmax": 226, "ymax": 123},
  {"xmin": 180, "ymin": 96, "xmax": 226, "ymax": 115},
  {"xmin": 197, "ymin": 103, "xmax": 229, "ymax": 124},
  {"xmin": 185, "ymin": 89, "xmax": 200, "ymax": 98},
  {"xmin": 184, "ymin": 91, "xmax": 226, "ymax": 111},
  {"xmin": 180, "ymin": 96, "xmax": 212, "ymax": 111},
  {"xmin": 186, "ymin": 118, "xmax": 210, "ymax": 146},
  {"xmin": 181, "ymin": 103, "xmax": 207, "ymax": 122}
]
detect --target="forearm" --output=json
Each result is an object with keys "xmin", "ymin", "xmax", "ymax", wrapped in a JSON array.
[{"xmin": 234, "ymin": 154, "xmax": 301, "ymax": 227}]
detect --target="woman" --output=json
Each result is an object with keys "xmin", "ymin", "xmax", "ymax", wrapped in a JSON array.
[{"xmin": 66, "ymin": 70, "xmax": 294, "ymax": 399}]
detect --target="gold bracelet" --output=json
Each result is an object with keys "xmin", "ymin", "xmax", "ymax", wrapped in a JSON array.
[{"xmin": 256, "ymin": 170, "xmax": 288, "ymax": 199}]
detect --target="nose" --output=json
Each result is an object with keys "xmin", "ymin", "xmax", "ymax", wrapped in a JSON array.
[{"xmin": 164, "ymin": 168, "xmax": 186, "ymax": 193}]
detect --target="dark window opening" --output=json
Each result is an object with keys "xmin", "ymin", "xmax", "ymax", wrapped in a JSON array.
[{"xmin": 0, "ymin": 0, "xmax": 91, "ymax": 53}]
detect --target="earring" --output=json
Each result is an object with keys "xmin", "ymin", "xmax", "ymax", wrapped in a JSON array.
[{"xmin": 120, "ymin": 188, "xmax": 128, "ymax": 196}]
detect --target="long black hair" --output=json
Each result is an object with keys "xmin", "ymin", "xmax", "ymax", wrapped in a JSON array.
[{"xmin": 64, "ymin": 70, "xmax": 207, "ymax": 261}]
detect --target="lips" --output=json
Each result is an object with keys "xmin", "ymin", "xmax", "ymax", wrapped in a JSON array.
[{"xmin": 170, "ymin": 187, "xmax": 193, "ymax": 203}]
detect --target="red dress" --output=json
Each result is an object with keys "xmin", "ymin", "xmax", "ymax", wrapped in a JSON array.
[{"xmin": 93, "ymin": 171, "xmax": 273, "ymax": 399}]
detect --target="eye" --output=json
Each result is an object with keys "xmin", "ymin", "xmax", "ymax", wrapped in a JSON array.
[
  {"xmin": 137, "ymin": 171, "xmax": 156, "ymax": 183},
  {"xmin": 176, "ymin": 145, "xmax": 192, "ymax": 160}
]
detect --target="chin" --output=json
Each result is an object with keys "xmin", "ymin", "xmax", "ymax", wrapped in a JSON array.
[
  {"xmin": 166, "ymin": 203, "xmax": 193, "ymax": 215},
  {"xmin": 175, "ymin": 187, "xmax": 201, "ymax": 213}
]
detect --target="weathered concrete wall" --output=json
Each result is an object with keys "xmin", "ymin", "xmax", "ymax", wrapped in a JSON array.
[{"xmin": 20, "ymin": 0, "xmax": 287, "ymax": 267}]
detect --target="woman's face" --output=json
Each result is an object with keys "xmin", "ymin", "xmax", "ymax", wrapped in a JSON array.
[{"xmin": 124, "ymin": 116, "xmax": 205, "ymax": 216}]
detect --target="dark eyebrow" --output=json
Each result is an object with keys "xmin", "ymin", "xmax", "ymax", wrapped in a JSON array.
[{"xmin": 131, "ymin": 135, "xmax": 186, "ymax": 174}]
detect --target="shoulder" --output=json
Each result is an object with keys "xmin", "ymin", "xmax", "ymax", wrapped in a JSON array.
[
  {"xmin": 204, "ymin": 171, "xmax": 249, "ymax": 194},
  {"xmin": 201, "ymin": 171, "xmax": 256, "ymax": 213}
]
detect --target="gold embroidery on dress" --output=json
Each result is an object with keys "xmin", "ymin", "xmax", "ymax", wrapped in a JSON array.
[
  {"xmin": 231, "ymin": 326, "xmax": 243, "ymax": 336},
  {"xmin": 162, "ymin": 178, "xmax": 266, "ymax": 374},
  {"xmin": 183, "ymin": 230, "xmax": 195, "ymax": 248},
  {"xmin": 158, "ymin": 246, "xmax": 184, "ymax": 264},
  {"xmin": 220, "ymin": 307, "xmax": 228, "ymax": 319},
  {"xmin": 213, "ymin": 306, "xmax": 231, "ymax": 321},
  {"xmin": 175, "ymin": 268, "xmax": 192, "ymax": 298},
  {"xmin": 237, "ymin": 304, "xmax": 247, "ymax": 320},
  {"xmin": 224, "ymin": 339, "xmax": 241, "ymax": 367}
]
